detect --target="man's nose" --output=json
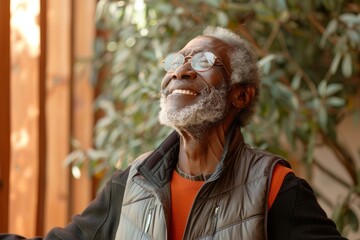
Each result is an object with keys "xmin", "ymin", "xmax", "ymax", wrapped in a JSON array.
[{"xmin": 171, "ymin": 63, "xmax": 197, "ymax": 80}]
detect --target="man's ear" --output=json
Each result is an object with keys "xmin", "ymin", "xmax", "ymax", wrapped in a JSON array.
[{"xmin": 228, "ymin": 84, "xmax": 256, "ymax": 109}]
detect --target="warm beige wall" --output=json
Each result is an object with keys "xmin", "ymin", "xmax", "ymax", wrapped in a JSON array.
[{"xmin": 313, "ymin": 97, "xmax": 360, "ymax": 238}]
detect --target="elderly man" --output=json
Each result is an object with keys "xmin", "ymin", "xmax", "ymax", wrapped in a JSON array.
[{"xmin": 2, "ymin": 27, "xmax": 346, "ymax": 240}]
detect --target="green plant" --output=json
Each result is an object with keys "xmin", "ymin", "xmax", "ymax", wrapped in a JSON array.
[{"xmin": 67, "ymin": 0, "xmax": 360, "ymax": 236}]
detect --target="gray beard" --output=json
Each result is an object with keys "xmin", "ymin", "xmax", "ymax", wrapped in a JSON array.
[{"xmin": 158, "ymin": 85, "xmax": 228, "ymax": 139}]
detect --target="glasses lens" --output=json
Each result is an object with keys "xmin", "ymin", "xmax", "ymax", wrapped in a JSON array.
[
  {"xmin": 163, "ymin": 53, "xmax": 184, "ymax": 72},
  {"xmin": 191, "ymin": 51, "xmax": 216, "ymax": 71}
]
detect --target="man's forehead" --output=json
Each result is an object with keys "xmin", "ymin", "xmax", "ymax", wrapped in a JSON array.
[{"xmin": 180, "ymin": 36, "xmax": 231, "ymax": 55}]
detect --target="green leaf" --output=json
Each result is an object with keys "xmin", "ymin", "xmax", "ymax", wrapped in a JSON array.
[
  {"xmin": 326, "ymin": 83, "xmax": 343, "ymax": 96},
  {"xmin": 332, "ymin": 203, "xmax": 346, "ymax": 232},
  {"xmin": 121, "ymin": 83, "xmax": 142, "ymax": 99},
  {"xmin": 154, "ymin": 3, "xmax": 173, "ymax": 14},
  {"xmin": 320, "ymin": 19, "xmax": 338, "ymax": 47},
  {"xmin": 318, "ymin": 80, "xmax": 327, "ymax": 97},
  {"xmin": 206, "ymin": 0, "xmax": 221, "ymax": 7},
  {"xmin": 330, "ymin": 52, "xmax": 342, "ymax": 75},
  {"xmin": 169, "ymin": 15, "xmax": 182, "ymax": 31},
  {"xmin": 326, "ymin": 97, "xmax": 345, "ymax": 107},
  {"xmin": 108, "ymin": 127, "xmax": 123, "ymax": 144},
  {"xmin": 217, "ymin": 11, "xmax": 229, "ymax": 26},
  {"xmin": 95, "ymin": 0, "xmax": 109, "ymax": 23},
  {"xmin": 307, "ymin": 98, "xmax": 320, "ymax": 110},
  {"xmin": 346, "ymin": 208, "xmax": 359, "ymax": 232},
  {"xmin": 114, "ymin": 48, "xmax": 131, "ymax": 63},
  {"xmin": 64, "ymin": 150, "xmax": 86, "ymax": 166},
  {"xmin": 346, "ymin": 29, "xmax": 360, "ymax": 48},
  {"xmin": 129, "ymin": 138, "xmax": 142, "ymax": 148},
  {"xmin": 340, "ymin": 13, "xmax": 360, "ymax": 28},
  {"xmin": 95, "ymin": 129, "xmax": 109, "ymax": 148},
  {"xmin": 96, "ymin": 99, "xmax": 117, "ymax": 116},
  {"xmin": 86, "ymin": 149, "xmax": 109, "ymax": 161},
  {"xmin": 341, "ymin": 53, "xmax": 353, "ymax": 77},
  {"xmin": 291, "ymin": 73, "xmax": 301, "ymax": 90},
  {"xmin": 274, "ymin": 82, "xmax": 299, "ymax": 110},
  {"xmin": 318, "ymin": 105, "xmax": 328, "ymax": 130},
  {"xmin": 258, "ymin": 54, "xmax": 277, "ymax": 74},
  {"xmin": 96, "ymin": 116, "xmax": 115, "ymax": 129}
]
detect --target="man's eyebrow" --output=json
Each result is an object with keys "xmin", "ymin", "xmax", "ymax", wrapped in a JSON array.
[
  {"xmin": 190, "ymin": 47, "xmax": 204, "ymax": 52},
  {"xmin": 181, "ymin": 47, "xmax": 206, "ymax": 55}
]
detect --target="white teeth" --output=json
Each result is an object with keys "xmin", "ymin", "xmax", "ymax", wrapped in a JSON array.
[{"xmin": 172, "ymin": 89, "xmax": 197, "ymax": 95}]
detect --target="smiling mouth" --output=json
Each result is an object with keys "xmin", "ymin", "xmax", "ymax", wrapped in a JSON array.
[{"xmin": 171, "ymin": 89, "xmax": 198, "ymax": 96}]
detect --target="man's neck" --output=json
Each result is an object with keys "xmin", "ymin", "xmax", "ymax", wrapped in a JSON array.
[
  {"xmin": 175, "ymin": 109, "xmax": 240, "ymax": 177},
  {"xmin": 177, "ymin": 127, "xmax": 227, "ymax": 177}
]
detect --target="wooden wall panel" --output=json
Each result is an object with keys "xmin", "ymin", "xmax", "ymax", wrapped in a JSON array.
[
  {"xmin": 36, "ymin": 0, "xmax": 47, "ymax": 235},
  {"xmin": 2, "ymin": 0, "xmax": 96, "ymax": 235},
  {"xmin": 70, "ymin": 0, "xmax": 96, "ymax": 215},
  {"xmin": 44, "ymin": 0, "xmax": 72, "ymax": 232},
  {"xmin": 9, "ymin": 0, "xmax": 41, "ymax": 236},
  {"xmin": 0, "ymin": 0, "xmax": 11, "ymax": 232}
]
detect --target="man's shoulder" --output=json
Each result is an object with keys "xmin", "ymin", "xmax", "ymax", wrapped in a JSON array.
[
  {"xmin": 133, "ymin": 151, "xmax": 153, "ymax": 165},
  {"xmin": 243, "ymin": 144, "xmax": 280, "ymax": 159},
  {"xmin": 242, "ymin": 144, "xmax": 285, "ymax": 162},
  {"xmin": 111, "ymin": 167, "xmax": 131, "ymax": 186},
  {"xmin": 241, "ymin": 144, "xmax": 292, "ymax": 170},
  {"xmin": 111, "ymin": 151, "xmax": 153, "ymax": 185}
]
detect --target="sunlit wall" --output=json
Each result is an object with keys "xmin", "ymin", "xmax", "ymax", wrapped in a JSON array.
[{"xmin": 10, "ymin": 0, "xmax": 40, "ymax": 236}]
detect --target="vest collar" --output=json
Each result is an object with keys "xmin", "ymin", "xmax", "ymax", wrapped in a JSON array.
[
  {"xmin": 137, "ymin": 118, "xmax": 245, "ymax": 187},
  {"xmin": 137, "ymin": 131, "xmax": 179, "ymax": 187}
]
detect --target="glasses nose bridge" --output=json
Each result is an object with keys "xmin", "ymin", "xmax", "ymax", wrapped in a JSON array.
[
  {"xmin": 174, "ymin": 55, "xmax": 192, "ymax": 71},
  {"xmin": 183, "ymin": 55, "xmax": 193, "ymax": 63}
]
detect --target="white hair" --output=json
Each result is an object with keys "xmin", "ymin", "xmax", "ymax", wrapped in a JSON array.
[{"xmin": 202, "ymin": 26, "xmax": 260, "ymax": 127}]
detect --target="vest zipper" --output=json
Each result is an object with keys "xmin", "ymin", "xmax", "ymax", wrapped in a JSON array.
[
  {"xmin": 211, "ymin": 205, "xmax": 220, "ymax": 236},
  {"xmin": 183, "ymin": 179, "xmax": 221, "ymax": 239},
  {"xmin": 145, "ymin": 208, "xmax": 154, "ymax": 234}
]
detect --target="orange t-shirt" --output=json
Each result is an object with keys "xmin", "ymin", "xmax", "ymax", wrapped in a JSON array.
[
  {"xmin": 170, "ymin": 171, "xmax": 204, "ymax": 240},
  {"xmin": 170, "ymin": 164, "xmax": 293, "ymax": 240}
]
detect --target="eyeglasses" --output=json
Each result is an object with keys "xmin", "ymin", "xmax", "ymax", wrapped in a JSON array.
[{"xmin": 162, "ymin": 51, "xmax": 226, "ymax": 73}]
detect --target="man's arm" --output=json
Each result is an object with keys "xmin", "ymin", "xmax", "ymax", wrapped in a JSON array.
[
  {"xmin": 46, "ymin": 168, "xmax": 129, "ymax": 240},
  {"xmin": 0, "ymin": 168, "xmax": 129, "ymax": 240},
  {"xmin": 268, "ymin": 173, "xmax": 348, "ymax": 240}
]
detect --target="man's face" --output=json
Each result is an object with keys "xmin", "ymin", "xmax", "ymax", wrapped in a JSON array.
[{"xmin": 159, "ymin": 36, "xmax": 232, "ymax": 133}]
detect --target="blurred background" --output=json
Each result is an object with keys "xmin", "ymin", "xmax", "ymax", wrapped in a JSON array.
[{"xmin": 1, "ymin": 0, "xmax": 359, "ymax": 238}]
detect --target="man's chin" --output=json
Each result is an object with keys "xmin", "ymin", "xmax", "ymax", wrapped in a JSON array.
[
  {"xmin": 163, "ymin": 121, "xmax": 220, "ymax": 141},
  {"xmin": 158, "ymin": 110, "xmax": 183, "ymax": 129},
  {"xmin": 158, "ymin": 85, "xmax": 228, "ymax": 135},
  {"xmin": 159, "ymin": 109, "xmax": 223, "ymax": 139}
]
